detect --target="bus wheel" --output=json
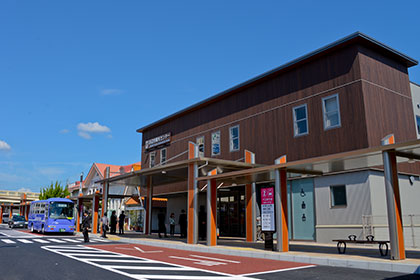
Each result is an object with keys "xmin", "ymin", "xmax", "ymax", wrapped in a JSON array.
[{"xmin": 30, "ymin": 224, "xmax": 35, "ymax": 233}]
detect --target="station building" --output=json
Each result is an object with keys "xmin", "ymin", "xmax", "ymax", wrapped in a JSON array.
[{"xmin": 99, "ymin": 32, "xmax": 420, "ymax": 260}]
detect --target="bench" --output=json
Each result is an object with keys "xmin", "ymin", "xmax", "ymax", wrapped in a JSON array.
[{"xmin": 332, "ymin": 235, "xmax": 390, "ymax": 256}]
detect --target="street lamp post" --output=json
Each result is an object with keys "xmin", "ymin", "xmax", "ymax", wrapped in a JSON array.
[{"xmin": 79, "ymin": 172, "xmax": 84, "ymax": 196}]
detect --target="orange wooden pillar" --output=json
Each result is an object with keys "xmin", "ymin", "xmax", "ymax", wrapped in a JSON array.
[
  {"xmin": 100, "ymin": 167, "xmax": 110, "ymax": 235},
  {"xmin": 187, "ymin": 141, "xmax": 198, "ymax": 244},
  {"xmin": 25, "ymin": 203, "xmax": 30, "ymax": 221},
  {"xmin": 76, "ymin": 196, "xmax": 83, "ymax": 232},
  {"xmin": 274, "ymin": 155, "xmax": 289, "ymax": 252},
  {"xmin": 145, "ymin": 176, "xmax": 153, "ymax": 235},
  {"xmin": 92, "ymin": 192, "xmax": 100, "ymax": 234},
  {"xmin": 245, "ymin": 150, "xmax": 256, "ymax": 242},
  {"xmin": 382, "ymin": 134, "xmax": 405, "ymax": 260},
  {"xmin": 206, "ymin": 169, "xmax": 218, "ymax": 246},
  {"xmin": 9, "ymin": 203, "xmax": 13, "ymax": 218},
  {"xmin": 0, "ymin": 204, "xmax": 3, "ymax": 223}
]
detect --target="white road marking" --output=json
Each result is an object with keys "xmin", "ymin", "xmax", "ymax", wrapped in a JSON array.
[
  {"xmin": 0, "ymin": 232, "xmax": 12, "ymax": 237},
  {"xmin": 239, "ymin": 265, "xmax": 317, "ymax": 277},
  {"xmin": 1, "ymin": 239, "xmax": 16, "ymax": 244},
  {"xmin": 134, "ymin": 246, "xmax": 163, "ymax": 253},
  {"xmin": 42, "ymin": 245, "xmax": 257, "ymax": 280},
  {"xmin": 102, "ymin": 265, "xmax": 195, "ymax": 271},
  {"xmin": 190, "ymin": 255, "xmax": 241, "ymax": 264},
  {"xmin": 33, "ymin": 239, "xmax": 50, "ymax": 243},
  {"xmin": 169, "ymin": 256, "xmax": 226, "ymax": 266},
  {"xmin": 62, "ymin": 238, "xmax": 81, "ymax": 243},
  {"xmin": 47, "ymin": 238, "xmax": 66, "ymax": 243},
  {"xmin": 17, "ymin": 239, "xmax": 33, "ymax": 244},
  {"xmin": 91, "ymin": 238, "xmax": 110, "ymax": 242}
]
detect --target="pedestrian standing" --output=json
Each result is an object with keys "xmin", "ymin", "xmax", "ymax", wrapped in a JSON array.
[
  {"xmin": 179, "ymin": 209, "xmax": 187, "ymax": 238},
  {"xmin": 118, "ymin": 211, "xmax": 126, "ymax": 235},
  {"xmin": 169, "ymin": 213, "xmax": 175, "ymax": 237},
  {"xmin": 110, "ymin": 210, "xmax": 117, "ymax": 234},
  {"xmin": 82, "ymin": 211, "xmax": 91, "ymax": 243},
  {"xmin": 158, "ymin": 209, "xmax": 167, "ymax": 238},
  {"xmin": 101, "ymin": 214, "xmax": 109, "ymax": 238}
]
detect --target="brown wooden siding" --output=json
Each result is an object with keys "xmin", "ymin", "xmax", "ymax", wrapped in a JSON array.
[{"xmin": 142, "ymin": 42, "xmax": 415, "ymax": 179}]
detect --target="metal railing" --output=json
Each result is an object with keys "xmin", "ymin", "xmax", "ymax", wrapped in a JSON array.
[{"xmin": 362, "ymin": 214, "xmax": 420, "ymax": 248}]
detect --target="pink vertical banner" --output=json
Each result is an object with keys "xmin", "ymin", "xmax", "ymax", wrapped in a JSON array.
[{"xmin": 261, "ymin": 187, "xmax": 275, "ymax": 231}]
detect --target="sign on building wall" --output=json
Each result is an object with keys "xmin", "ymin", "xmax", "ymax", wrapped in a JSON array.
[
  {"xmin": 145, "ymin": 132, "xmax": 171, "ymax": 151},
  {"xmin": 261, "ymin": 187, "xmax": 275, "ymax": 231}
]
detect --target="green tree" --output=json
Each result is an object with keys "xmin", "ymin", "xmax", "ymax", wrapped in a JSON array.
[{"xmin": 39, "ymin": 181, "xmax": 70, "ymax": 200}]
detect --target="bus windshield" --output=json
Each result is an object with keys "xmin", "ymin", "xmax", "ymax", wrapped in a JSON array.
[{"xmin": 49, "ymin": 202, "xmax": 74, "ymax": 219}]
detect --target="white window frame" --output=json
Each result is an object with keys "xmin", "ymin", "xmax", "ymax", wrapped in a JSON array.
[
  {"xmin": 160, "ymin": 148, "xmax": 167, "ymax": 165},
  {"xmin": 322, "ymin": 93, "xmax": 341, "ymax": 130},
  {"xmin": 196, "ymin": 136, "xmax": 205, "ymax": 157},
  {"xmin": 149, "ymin": 151, "xmax": 156, "ymax": 168},
  {"xmin": 293, "ymin": 104, "xmax": 309, "ymax": 137},
  {"xmin": 211, "ymin": 131, "xmax": 221, "ymax": 156},
  {"xmin": 229, "ymin": 125, "xmax": 240, "ymax": 152}
]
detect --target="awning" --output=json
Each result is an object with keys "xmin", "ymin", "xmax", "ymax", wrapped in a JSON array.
[{"xmin": 197, "ymin": 139, "xmax": 420, "ymax": 185}]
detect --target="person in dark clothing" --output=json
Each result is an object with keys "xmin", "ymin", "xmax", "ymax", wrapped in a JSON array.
[
  {"xmin": 110, "ymin": 211, "xmax": 117, "ymax": 234},
  {"xmin": 82, "ymin": 211, "xmax": 91, "ymax": 243},
  {"xmin": 118, "ymin": 211, "xmax": 126, "ymax": 235},
  {"xmin": 198, "ymin": 205, "xmax": 206, "ymax": 241},
  {"xmin": 179, "ymin": 209, "xmax": 187, "ymax": 238},
  {"xmin": 157, "ymin": 209, "xmax": 167, "ymax": 238}
]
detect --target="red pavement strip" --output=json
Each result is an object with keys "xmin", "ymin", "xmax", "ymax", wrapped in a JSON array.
[{"xmin": 88, "ymin": 243, "xmax": 315, "ymax": 276}]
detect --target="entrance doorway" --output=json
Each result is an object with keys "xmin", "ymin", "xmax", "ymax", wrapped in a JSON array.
[{"xmin": 217, "ymin": 187, "xmax": 245, "ymax": 237}]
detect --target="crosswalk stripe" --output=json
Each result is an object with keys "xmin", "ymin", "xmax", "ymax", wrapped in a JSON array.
[
  {"xmin": 103, "ymin": 265, "xmax": 195, "ymax": 270},
  {"xmin": 1, "ymin": 239, "xmax": 16, "ymax": 244},
  {"xmin": 33, "ymin": 239, "xmax": 50, "ymax": 243},
  {"xmin": 62, "ymin": 238, "xmax": 81, "ymax": 243},
  {"xmin": 130, "ymin": 276, "xmax": 237, "ymax": 279},
  {"xmin": 47, "ymin": 238, "xmax": 66, "ymax": 243},
  {"xmin": 91, "ymin": 238, "xmax": 109, "ymax": 242},
  {"xmin": 17, "ymin": 239, "xmax": 33, "ymax": 244}
]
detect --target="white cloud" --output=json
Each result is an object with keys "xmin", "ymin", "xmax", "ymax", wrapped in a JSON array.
[
  {"xmin": 60, "ymin": 129, "xmax": 70, "ymax": 134},
  {"xmin": 101, "ymin": 88, "xmax": 123, "ymax": 95},
  {"xmin": 0, "ymin": 140, "xmax": 11, "ymax": 151},
  {"xmin": 78, "ymin": 131, "xmax": 92, "ymax": 140},
  {"xmin": 77, "ymin": 122, "xmax": 111, "ymax": 139},
  {"xmin": 17, "ymin": 187, "xmax": 32, "ymax": 192}
]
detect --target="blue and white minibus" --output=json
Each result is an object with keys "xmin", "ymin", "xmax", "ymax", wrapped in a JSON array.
[{"xmin": 28, "ymin": 198, "xmax": 75, "ymax": 234}]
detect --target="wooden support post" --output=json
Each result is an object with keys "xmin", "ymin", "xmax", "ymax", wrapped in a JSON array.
[
  {"xmin": 245, "ymin": 150, "xmax": 256, "ymax": 242},
  {"xmin": 187, "ymin": 141, "xmax": 198, "ymax": 244},
  {"xmin": 76, "ymin": 197, "xmax": 83, "ymax": 232},
  {"xmin": 145, "ymin": 176, "xmax": 153, "ymax": 235},
  {"xmin": 382, "ymin": 134, "xmax": 405, "ymax": 260},
  {"xmin": 275, "ymin": 155, "xmax": 289, "ymax": 252},
  {"xmin": 101, "ymin": 167, "xmax": 110, "ymax": 235},
  {"xmin": 0, "ymin": 205, "xmax": 3, "ymax": 223},
  {"xmin": 92, "ymin": 193, "xmax": 100, "ymax": 234},
  {"xmin": 207, "ymin": 169, "xmax": 217, "ymax": 246}
]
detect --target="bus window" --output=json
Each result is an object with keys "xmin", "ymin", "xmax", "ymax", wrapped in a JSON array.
[{"xmin": 49, "ymin": 202, "xmax": 74, "ymax": 219}]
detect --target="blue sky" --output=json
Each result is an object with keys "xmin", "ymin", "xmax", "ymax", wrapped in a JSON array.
[{"xmin": 1, "ymin": 1, "xmax": 419, "ymax": 192}]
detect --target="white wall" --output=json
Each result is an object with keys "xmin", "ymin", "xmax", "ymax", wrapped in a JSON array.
[
  {"xmin": 410, "ymin": 82, "xmax": 420, "ymax": 139},
  {"xmin": 369, "ymin": 170, "xmax": 420, "ymax": 248},
  {"xmin": 314, "ymin": 171, "xmax": 372, "ymax": 243}
]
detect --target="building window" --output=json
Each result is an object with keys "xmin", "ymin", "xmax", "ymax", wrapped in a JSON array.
[
  {"xmin": 293, "ymin": 104, "xmax": 308, "ymax": 136},
  {"xmin": 229, "ymin": 125, "xmax": 240, "ymax": 152},
  {"xmin": 416, "ymin": 115, "xmax": 420, "ymax": 135},
  {"xmin": 322, "ymin": 94, "xmax": 341, "ymax": 130},
  {"xmin": 330, "ymin": 185, "xmax": 347, "ymax": 207},
  {"xmin": 197, "ymin": 136, "xmax": 204, "ymax": 157},
  {"xmin": 160, "ymin": 148, "xmax": 167, "ymax": 165},
  {"xmin": 211, "ymin": 131, "xmax": 221, "ymax": 156},
  {"xmin": 149, "ymin": 152, "xmax": 156, "ymax": 168}
]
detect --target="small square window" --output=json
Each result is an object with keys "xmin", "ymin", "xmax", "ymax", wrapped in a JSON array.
[
  {"xmin": 322, "ymin": 94, "xmax": 341, "ymax": 130},
  {"xmin": 293, "ymin": 104, "xmax": 308, "ymax": 136},
  {"xmin": 229, "ymin": 125, "xmax": 240, "ymax": 152},
  {"xmin": 330, "ymin": 185, "xmax": 347, "ymax": 207},
  {"xmin": 211, "ymin": 131, "xmax": 221, "ymax": 156}
]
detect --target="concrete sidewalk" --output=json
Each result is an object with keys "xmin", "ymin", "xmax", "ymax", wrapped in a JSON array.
[{"xmin": 79, "ymin": 232, "xmax": 420, "ymax": 275}]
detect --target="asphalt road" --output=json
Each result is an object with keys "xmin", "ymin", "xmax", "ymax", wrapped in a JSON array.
[{"xmin": 1, "ymin": 224, "xmax": 419, "ymax": 280}]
